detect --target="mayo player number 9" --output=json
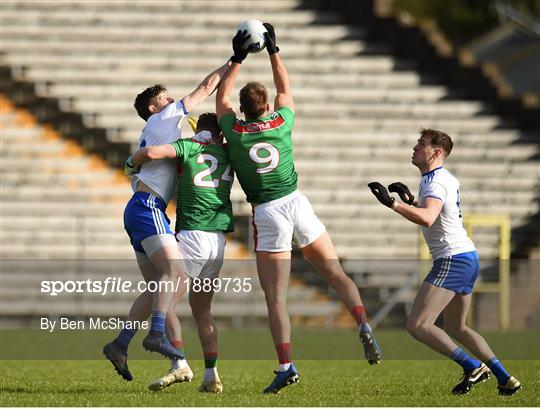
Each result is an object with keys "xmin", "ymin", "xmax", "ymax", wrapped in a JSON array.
[{"xmin": 249, "ymin": 143, "xmax": 279, "ymax": 174}]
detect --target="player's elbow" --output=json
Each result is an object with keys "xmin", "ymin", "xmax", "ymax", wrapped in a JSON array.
[
  {"xmin": 276, "ymin": 90, "xmax": 291, "ymax": 100},
  {"xmin": 216, "ymin": 97, "xmax": 226, "ymax": 108},
  {"xmin": 422, "ymin": 219, "xmax": 434, "ymax": 228},
  {"xmin": 413, "ymin": 214, "xmax": 433, "ymax": 228},
  {"xmin": 145, "ymin": 148, "xmax": 162, "ymax": 161},
  {"xmin": 420, "ymin": 216, "xmax": 435, "ymax": 227},
  {"xmin": 423, "ymin": 215, "xmax": 437, "ymax": 228},
  {"xmin": 200, "ymin": 80, "xmax": 218, "ymax": 98}
]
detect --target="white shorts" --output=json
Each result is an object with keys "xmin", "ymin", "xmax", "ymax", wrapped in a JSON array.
[
  {"xmin": 252, "ymin": 190, "xmax": 326, "ymax": 252},
  {"xmin": 175, "ymin": 230, "xmax": 225, "ymax": 280},
  {"xmin": 135, "ymin": 234, "xmax": 179, "ymax": 264},
  {"xmin": 141, "ymin": 234, "xmax": 178, "ymax": 258}
]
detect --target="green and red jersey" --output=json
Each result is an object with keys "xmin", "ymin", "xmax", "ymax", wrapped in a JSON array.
[
  {"xmin": 170, "ymin": 138, "xmax": 234, "ymax": 233},
  {"xmin": 219, "ymin": 106, "xmax": 297, "ymax": 204}
]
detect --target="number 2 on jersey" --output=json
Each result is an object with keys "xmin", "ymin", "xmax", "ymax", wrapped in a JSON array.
[{"xmin": 193, "ymin": 154, "xmax": 233, "ymax": 188}]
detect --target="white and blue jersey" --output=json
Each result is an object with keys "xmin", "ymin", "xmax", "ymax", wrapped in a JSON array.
[
  {"xmin": 418, "ymin": 167, "xmax": 475, "ymax": 259},
  {"xmin": 131, "ymin": 99, "xmax": 188, "ymax": 203},
  {"xmin": 419, "ymin": 167, "xmax": 478, "ymax": 294},
  {"xmin": 124, "ymin": 99, "xmax": 188, "ymax": 254}
]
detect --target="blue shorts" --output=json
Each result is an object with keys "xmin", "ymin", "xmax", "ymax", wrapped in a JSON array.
[
  {"xmin": 424, "ymin": 251, "xmax": 479, "ymax": 295},
  {"xmin": 124, "ymin": 192, "xmax": 173, "ymax": 254}
]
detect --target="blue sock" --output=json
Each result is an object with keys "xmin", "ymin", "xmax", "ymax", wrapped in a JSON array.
[
  {"xmin": 150, "ymin": 311, "xmax": 166, "ymax": 334},
  {"xmin": 450, "ymin": 347, "xmax": 481, "ymax": 372},
  {"xmin": 114, "ymin": 328, "xmax": 137, "ymax": 352},
  {"xmin": 486, "ymin": 357, "xmax": 511, "ymax": 384}
]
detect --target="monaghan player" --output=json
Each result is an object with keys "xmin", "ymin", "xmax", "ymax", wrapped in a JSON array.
[
  {"xmin": 103, "ymin": 60, "xmax": 230, "ymax": 380},
  {"xmin": 368, "ymin": 129, "xmax": 522, "ymax": 396}
]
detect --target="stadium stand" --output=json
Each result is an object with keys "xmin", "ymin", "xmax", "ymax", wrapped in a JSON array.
[
  {"xmin": 1, "ymin": 0, "xmax": 538, "ymax": 328},
  {"xmin": 0, "ymin": 96, "xmax": 131, "ymax": 257},
  {"xmin": 0, "ymin": 96, "xmax": 339, "ymax": 326}
]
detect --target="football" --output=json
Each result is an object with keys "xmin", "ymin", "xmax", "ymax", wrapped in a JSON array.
[{"xmin": 236, "ymin": 19, "xmax": 267, "ymax": 53}]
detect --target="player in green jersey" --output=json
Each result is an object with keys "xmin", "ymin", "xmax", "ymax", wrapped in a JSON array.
[
  {"xmin": 123, "ymin": 113, "xmax": 232, "ymax": 393},
  {"xmin": 104, "ymin": 62, "xmax": 231, "ymax": 382},
  {"xmin": 216, "ymin": 24, "xmax": 382, "ymax": 393}
]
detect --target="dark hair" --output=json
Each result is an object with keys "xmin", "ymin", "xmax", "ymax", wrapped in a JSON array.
[
  {"xmin": 420, "ymin": 128, "xmax": 453, "ymax": 157},
  {"xmin": 196, "ymin": 112, "xmax": 220, "ymax": 137},
  {"xmin": 134, "ymin": 84, "xmax": 167, "ymax": 121},
  {"xmin": 239, "ymin": 81, "xmax": 268, "ymax": 119}
]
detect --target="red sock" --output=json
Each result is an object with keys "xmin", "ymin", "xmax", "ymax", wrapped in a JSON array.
[
  {"xmin": 171, "ymin": 340, "xmax": 183, "ymax": 350},
  {"xmin": 204, "ymin": 352, "xmax": 218, "ymax": 369},
  {"xmin": 275, "ymin": 343, "xmax": 291, "ymax": 364},
  {"xmin": 204, "ymin": 352, "xmax": 218, "ymax": 360},
  {"xmin": 351, "ymin": 305, "xmax": 367, "ymax": 325}
]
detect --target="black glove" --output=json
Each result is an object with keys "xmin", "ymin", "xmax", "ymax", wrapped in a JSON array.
[
  {"xmin": 124, "ymin": 155, "xmax": 141, "ymax": 176},
  {"xmin": 263, "ymin": 22, "xmax": 279, "ymax": 55},
  {"xmin": 230, "ymin": 30, "xmax": 251, "ymax": 64},
  {"xmin": 368, "ymin": 182, "xmax": 395, "ymax": 208},
  {"xmin": 388, "ymin": 182, "xmax": 415, "ymax": 205}
]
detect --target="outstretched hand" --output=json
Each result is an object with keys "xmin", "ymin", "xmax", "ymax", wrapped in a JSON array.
[
  {"xmin": 263, "ymin": 22, "xmax": 279, "ymax": 55},
  {"xmin": 388, "ymin": 182, "xmax": 415, "ymax": 205},
  {"xmin": 231, "ymin": 30, "xmax": 251, "ymax": 64},
  {"xmin": 368, "ymin": 182, "xmax": 395, "ymax": 208}
]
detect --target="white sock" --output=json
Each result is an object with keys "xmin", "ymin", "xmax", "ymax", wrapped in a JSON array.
[
  {"xmin": 204, "ymin": 367, "xmax": 218, "ymax": 381},
  {"xmin": 279, "ymin": 363, "xmax": 291, "ymax": 372},
  {"xmin": 171, "ymin": 358, "xmax": 188, "ymax": 370}
]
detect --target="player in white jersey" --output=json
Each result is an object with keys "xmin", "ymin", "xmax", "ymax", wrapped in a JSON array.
[
  {"xmin": 368, "ymin": 129, "xmax": 521, "ymax": 396},
  {"xmin": 103, "ymin": 61, "xmax": 231, "ymax": 381}
]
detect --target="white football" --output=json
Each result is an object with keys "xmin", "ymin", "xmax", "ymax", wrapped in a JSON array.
[{"xmin": 236, "ymin": 19, "xmax": 267, "ymax": 54}]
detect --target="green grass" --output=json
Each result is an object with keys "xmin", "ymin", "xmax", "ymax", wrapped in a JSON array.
[
  {"xmin": 1, "ymin": 329, "xmax": 539, "ymax": 406},
  {"xmin": 2, "ymin": 329, "xmax": 539, "ymax": 360},
  {"xmin": 1, "ymin": 360, "xmax": 538, "ymax": 406}
]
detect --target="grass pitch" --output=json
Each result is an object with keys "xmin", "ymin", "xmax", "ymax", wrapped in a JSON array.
[
  {"xmin": 1, "ymin": 330, "xmax": 539, "ymax": 406},
  {"xmin": 1, "ymin": 360, "xmax": 539, "ymax": 406}
]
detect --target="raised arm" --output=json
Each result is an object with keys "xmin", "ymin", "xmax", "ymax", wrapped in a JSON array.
[
  {"xmin": 216, "ymin": 62, "xmax": 240, "ymax": 121},
  {"xmin": 181, "ymin": 61, "xmax": 231, "ymax": 113},
  {"xmin": 216, "ymin": 30, "xmax": 251, "ymax": 120},
  {"xmin": 264, "ymin": 23, "xmax": 294, "ymax": 111}
]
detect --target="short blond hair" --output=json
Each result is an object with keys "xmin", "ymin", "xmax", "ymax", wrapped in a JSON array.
[{"xmin": 239, "ymin": 81, "xmax": 268, "ymax": 119}]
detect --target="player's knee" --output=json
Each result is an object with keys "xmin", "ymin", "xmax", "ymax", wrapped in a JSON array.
[
  {"xmin": 192, "ymin": 308, "xmax": 211, "ymax": 322},
  {"xmin": 406, "ymin": 319, "xmax": 425, "ymax": 338},
  {"xmin": 263, "ymin": 292, "xmax": 287, "ymax": 308},
  {"xmin": 405, "ymin": 320, "xmax": 417, "ymax": 336},
  {"xmin": 190, "ymin": 299, "xmax": 211, "ymax": 319},
  {"xmin": 260, "ymin": 286, "xmax": 286, "ymax": 305},
  {"xmin": 158, "ymin": 259, "xmax": 185, "ymax": 278},
  {"xmin": 167, "ymin": 264, "xmax": 182, "ymax": 279},
  {"xmin": 316, "ymin": 261, "xmax": 344, "ymax": 280}
]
